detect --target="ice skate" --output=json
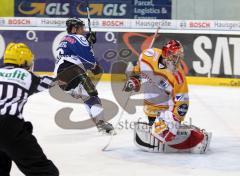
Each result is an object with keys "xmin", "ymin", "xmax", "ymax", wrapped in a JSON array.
[{"xmin": 96, "ymin": 120, "xmax": 116, "ymax": 135}]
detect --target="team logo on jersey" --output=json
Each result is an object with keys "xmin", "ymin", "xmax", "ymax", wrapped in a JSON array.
[{"xmin": 177, "ymin": 104, "xmax": 188, "ymax": 116}]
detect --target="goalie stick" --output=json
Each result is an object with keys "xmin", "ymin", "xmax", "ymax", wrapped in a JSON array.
[{"xmin": 102, "ymin": 27, "xmax": 160, "ymax": 151}]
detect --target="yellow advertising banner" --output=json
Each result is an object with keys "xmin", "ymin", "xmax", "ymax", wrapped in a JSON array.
[
  {"xmin": 0, "ymin": 0, "xmax": 14, "ymax": 17},
  {"xmin": 33, "ymin": 72, "xmax": 240, "ymax": 88}
]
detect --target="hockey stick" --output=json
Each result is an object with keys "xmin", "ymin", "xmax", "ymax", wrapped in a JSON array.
[
  {"xmin": 102, "ymin": 91, "xmax": 132, "ymax": 151},
  {"xmin": 85, "ymin": 0, "xmax": 97, "ymax": 51},
  {"xmin": 86, "ymin": 0, "xmax": 92, "ymax": 33},
  {"xmin": 102, "ymin": 28, "xmax": 160, "ymax": 151},
  {"xmin": 149, "ymin": 27, "xmax": 160, "ymax": 49}
]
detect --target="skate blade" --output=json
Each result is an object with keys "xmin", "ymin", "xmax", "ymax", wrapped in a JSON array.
[{"xmin": 99, "ymin": 129, "xmax": 117, "ymax": 136}]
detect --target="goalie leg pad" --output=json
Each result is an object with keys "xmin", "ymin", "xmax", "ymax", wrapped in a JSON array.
[{"xmin": 134, "ymin": 122, "xmax": 212, "ymax": 154}]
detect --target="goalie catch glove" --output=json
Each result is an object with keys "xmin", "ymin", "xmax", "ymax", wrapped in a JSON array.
[
  {"xmin": 152, "ymin": 111, "xmax": 180, "ymax": 143},
  {"xmin": 123, "ymin": 75, "xmax": 140, "ymax": 92}
]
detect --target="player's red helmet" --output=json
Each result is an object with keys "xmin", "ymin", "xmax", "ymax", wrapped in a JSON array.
[{"xmin": 162, "ymin": 40, "xmax": 184, "ymax": 72}]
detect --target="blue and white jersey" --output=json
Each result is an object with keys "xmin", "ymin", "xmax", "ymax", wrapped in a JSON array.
[{"xmin": 56, "ymin": 34, "xmax": 96, "ymax": 71}]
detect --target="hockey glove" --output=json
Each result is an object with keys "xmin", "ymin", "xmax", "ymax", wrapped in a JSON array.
[
  {"xmin": 123, "ymin": 76, "xmax": 140, "ymax": 92},
  {"xmin": 91, "ymin": 63, "xmax": 103, "ymax": 75},
  {"xmin": 86, "ymin": 32, "xmax": 97, "ymax": 44},
  {"xmin": 152, "ymin": 111, "xmax": 180, "ymax": 143}
]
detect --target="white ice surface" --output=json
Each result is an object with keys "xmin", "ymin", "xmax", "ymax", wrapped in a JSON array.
[{"xmin": 11, "ymin": 82, "xmax": 240, "ymax": 176}]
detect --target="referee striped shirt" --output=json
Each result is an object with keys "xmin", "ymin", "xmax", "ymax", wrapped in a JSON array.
[{"xmin": 0, "ymin": 66, "xmax": 54, "ymax": 119}]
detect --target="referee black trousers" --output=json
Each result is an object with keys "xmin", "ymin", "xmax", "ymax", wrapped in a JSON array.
[{"xmin": 0, "ymin": 116, "xmax": 59, "ymax": 176}]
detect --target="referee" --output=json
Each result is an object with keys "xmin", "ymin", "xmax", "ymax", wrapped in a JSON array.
[{"xmin": 0, "ymin": 43, "xmax": 59, "ymax": 176}]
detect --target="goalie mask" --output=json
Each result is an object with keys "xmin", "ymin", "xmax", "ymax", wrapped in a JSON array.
[{"xmin": 162, "ymin": 40, "xmax": 184, "ymax": 72}]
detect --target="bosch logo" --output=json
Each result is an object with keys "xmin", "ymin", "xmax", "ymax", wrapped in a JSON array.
[
  {"xmin": 8, "ymin": 19, "xmax": 31, "ymax": 25},
  {"xmin": 102, "ymin": 20, "xmax": 124, "ymax": 27},
  {"xmin": 189, "ymin": 22, "xmax": 211, "ymax": 28}
]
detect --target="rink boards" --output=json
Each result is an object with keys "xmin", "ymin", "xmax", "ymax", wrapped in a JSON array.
[
  {"xmin": 33, "ymin": 72, "xmax": 240, "ymax": 88},
  {"xmin": 0, "ymin": 27, "xmax": 240, "ymax": 87}
]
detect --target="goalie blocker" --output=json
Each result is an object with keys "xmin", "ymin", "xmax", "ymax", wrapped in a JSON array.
[{"xmin": 134, "ymin": 122, "xmax": 212, "ymax": 154}]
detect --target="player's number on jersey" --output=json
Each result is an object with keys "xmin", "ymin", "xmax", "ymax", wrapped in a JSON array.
[
  {"xmin": 56, "ymin": 48, "xmax": 64, "ymax": 61},
  {"xmin": 52, "ymin": 32, "xmax": 67, "ymax": 60}
]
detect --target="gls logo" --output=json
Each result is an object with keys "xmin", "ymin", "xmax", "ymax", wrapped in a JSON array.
[
  {"xmin": 77, "ymin": 4, "xmax": 127, "ymax": 17},
  {"xmin": 193, "ymin": 36, "xmax": 240, "ymax": 76},
  {"xmin": 18, "ymin": 2, "xmax": 69, "ymax": 16}
]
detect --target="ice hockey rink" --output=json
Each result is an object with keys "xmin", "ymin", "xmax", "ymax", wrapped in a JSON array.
[{"xmin": 11, "ymin": 81, "xmax": 240, "ymax": 176}]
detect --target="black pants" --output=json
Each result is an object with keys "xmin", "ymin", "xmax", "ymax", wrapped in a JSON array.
[
  {"xmin": 0, "ymin": 117, "xmax": 59, "ymax": 176},
  {"xmin": 57, "ymin": 60, "xmax": 98, "ymax": 96}
]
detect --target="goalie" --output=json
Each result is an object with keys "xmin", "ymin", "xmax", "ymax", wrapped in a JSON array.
[{"xmin": 123, "ymin": 40, "xmax": 211, "ymax": 153}]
